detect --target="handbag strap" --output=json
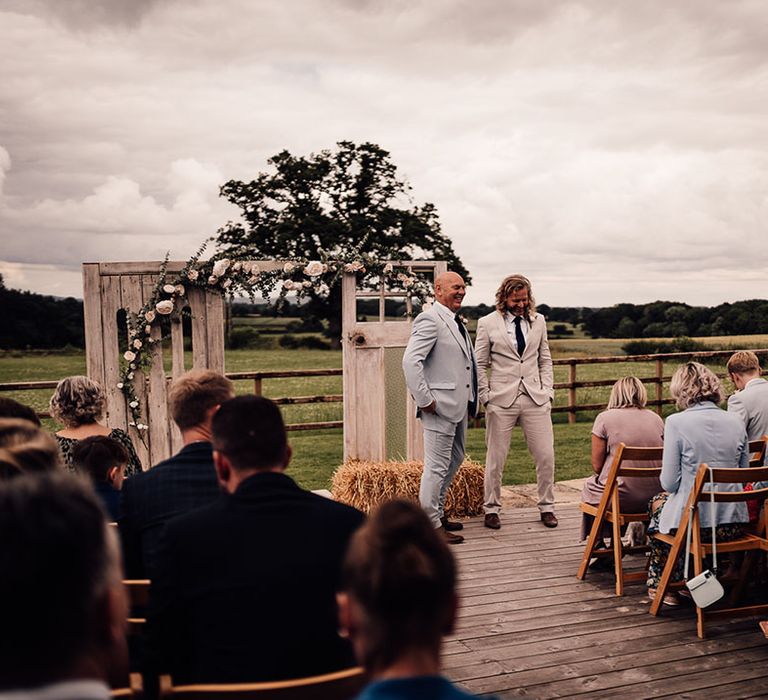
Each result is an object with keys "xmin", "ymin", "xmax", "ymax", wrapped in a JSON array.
[{"xmin": 684, "ymin": 466, "xmax": 717, "ymax": 579}]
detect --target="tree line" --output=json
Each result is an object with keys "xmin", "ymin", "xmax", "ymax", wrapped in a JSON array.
[
  {"xmin": 0, "ymin": 275, "xmax": 85, "ymax": 349},
  {"xmin": 575, "ymin": 299, "xmax": 768, "ymax": 339}
]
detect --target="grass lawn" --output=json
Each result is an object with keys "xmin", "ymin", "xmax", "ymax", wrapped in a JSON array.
[
  {"xmin": 289, "ymin": 422, "xmax": 593, "ymax": 491},
  {"xmin": 2, "ymin": 334, "xmax": 766, "ymax": 490}
]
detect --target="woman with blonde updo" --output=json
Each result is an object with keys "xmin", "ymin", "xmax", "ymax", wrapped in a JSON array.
[
  {"xmin": 646, "ymin": 362, "xmax": 750, "ymax": 605},
  {"xmin": 50, "ymin": 376, "xmax": 142, "ymax": 475},
  {"xmin": 337, "ymin": 499, "xmax": 495, "ymax": 700}
]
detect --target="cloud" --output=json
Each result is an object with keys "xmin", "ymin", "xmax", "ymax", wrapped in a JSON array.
[{"xmin": 1, "ymin": 0, "xmax": 767, "ymax": 305}]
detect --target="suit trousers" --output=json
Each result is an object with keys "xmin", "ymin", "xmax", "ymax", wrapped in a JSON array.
[
  {"xmin": 484, "ymin": 393, "xmax": 555, "ymax": 514},
  {"xmin": 420, "ymin": 412, "xmax": 468, "ymax": 527}
]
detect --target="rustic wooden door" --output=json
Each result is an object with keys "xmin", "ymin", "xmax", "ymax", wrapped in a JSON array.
[
  {"xmin": 82, "ymin": 261, "xmax": 225, "ymax": 468},
  {"xmin": 341, "ymin": 262, "xmax": 446, "ymax": 462}
]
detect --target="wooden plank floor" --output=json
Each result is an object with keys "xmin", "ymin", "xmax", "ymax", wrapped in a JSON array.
[{"xmin": 444, "ymin": 504, "xmax": 768, "ymax": 699}]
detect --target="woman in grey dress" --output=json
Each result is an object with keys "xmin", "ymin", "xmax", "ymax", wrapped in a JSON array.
[{"xmin": 581, "ymin": 376, "xmax": 664, "ymax": 541}]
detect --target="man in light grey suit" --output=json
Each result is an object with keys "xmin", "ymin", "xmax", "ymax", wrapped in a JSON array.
[
  {"xmin": 402, "ymin": 271, "xmax": 478, "ymax": 545},
  {"xmin": 475, "ymin": 274, "xmax": 557, "ymax": 530},
  {"xmin": 727, "ymin": 350, "xmax": 768, "ymax": 446}
]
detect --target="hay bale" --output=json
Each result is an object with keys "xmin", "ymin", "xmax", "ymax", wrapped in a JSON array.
[{"xmin": 331, "ymin": 459, "xmax": 484, "ymax": 517}]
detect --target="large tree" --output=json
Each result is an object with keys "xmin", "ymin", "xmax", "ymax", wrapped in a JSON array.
[{"xmin": 216, "ymin": 141, "xmax": 469, "ymax": 340}]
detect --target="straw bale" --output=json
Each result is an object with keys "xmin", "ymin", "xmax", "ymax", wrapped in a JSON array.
[{"xmin": 331, "ymin": 459, "xmax": 484, "ymax": 517}]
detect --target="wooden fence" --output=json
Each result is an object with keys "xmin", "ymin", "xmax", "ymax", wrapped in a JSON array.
[
  {"xmin": 2, "ymin": 348, "xmax": 767, "ymax": 430},
  {"xmin": 551, "ymin": 348, "xmax": 768, "ymax": 423}
]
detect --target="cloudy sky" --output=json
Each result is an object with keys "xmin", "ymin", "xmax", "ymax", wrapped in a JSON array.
[{"xmin": 1, "ymin": 0, "xmax": 767, "ymax": 307}]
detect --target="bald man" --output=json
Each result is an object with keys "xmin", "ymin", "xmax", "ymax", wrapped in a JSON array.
[{"xmin": 403, "ymin": 272, "xmax": 478, "ymax": 544}]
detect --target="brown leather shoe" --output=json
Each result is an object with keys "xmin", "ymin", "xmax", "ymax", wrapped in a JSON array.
[
  {"xmin": 484, "ymin": 513, "xmax": 501, "ymax": 530},
  {"xmin": 441, "ymin": 516, "xmax": 464, "ymax": 531},
  {"xmin": 437, "ymin": 526, "xmax": 464, "ymax": 544},
  {"xmin": 540, "ymin": 512, "xmax": 558, "ymax": 528}
]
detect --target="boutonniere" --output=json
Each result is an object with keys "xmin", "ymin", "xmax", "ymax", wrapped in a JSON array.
[{"xmin": 458, "ymin": 314, "xmax": 468, "ymax": 326}]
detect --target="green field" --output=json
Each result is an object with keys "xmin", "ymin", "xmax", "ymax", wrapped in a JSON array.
[{"xmin": 2, "ymin": 333, "xmax": 766, "ymax": 491}]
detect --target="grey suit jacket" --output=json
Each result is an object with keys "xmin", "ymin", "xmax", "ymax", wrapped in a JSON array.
[
  {"xmin": 474, "ymin": 310, "xmax": 554, "ymax": 408},
  {"xmin": 727, "ymin": 377, "xmax": 768, "ymax": 441},
  {"xmin": 402, "ymin": 301, "xmax": 477, "ymax": 426},
  {"xmin": 659, "ymin": 402, "xmax": 749, "ymax": 534}
]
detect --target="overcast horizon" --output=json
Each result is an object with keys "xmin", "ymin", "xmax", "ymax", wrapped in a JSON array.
[{"xmin": 1, "ymin": 0, "xmax": 767, "ymax": 308}]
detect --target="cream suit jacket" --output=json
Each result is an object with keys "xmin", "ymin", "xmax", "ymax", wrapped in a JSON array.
[
  {"xmin": 402, "ymin": 301, "xmax": 477, "ymax": 425},
  {"xmin": 474, "ymin": 310, "xmax": 554, "ymax": 408}
]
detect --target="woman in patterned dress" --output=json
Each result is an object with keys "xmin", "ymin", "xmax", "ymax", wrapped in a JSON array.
[{"xmin": 50, "ymin": 375, "xmax": 142, "ymax": 476}]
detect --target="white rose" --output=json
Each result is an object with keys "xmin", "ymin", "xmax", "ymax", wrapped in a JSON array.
[
  {"xmin": 317, "ymin": 282, "xmax": 330, "ymax": 297},
  {"xmin": 174, "ymin": 284, "xmax": 185, "ymax": 296},
  {"xmin": 145, "ymin": 325, "xmax": 152, "ymax": 333},
  {"xmin": 144, "ymin": 310, "xmax": 156, "ymax": 322},
  {"xmin": 116, "ymin": 382, "xmax": 124, "ymax": 389},
  {"xmin": 303, "ymin": 261, "xmax": 324, "ymax": 277},
  {"xmin": 283, "ymin": 279, "xmax": 295, "ymax": 290},
  {"xmin": 124, "ymin": 350, "xmax": 136, "ymax": 362},
  {"xmin": 232, "ymin": 261, "xmax": 242, "ymax": 272},
  {"xmin": 283, "ymin": 262, "xmax": 295, "ymax": 273},
  {"xmin": 303, "ymin": 280, "xmax": 312, "ymax": 288},
  {"xmin": 137, "ymin": 423, "xmax": 148, "ymax": 431},
  {"xmin": 163, "ymin": 284, "xmax": 176, "ymax": 294},
  {"xmin": 212, "ymin": 258, "xmax": 230, "ymax": 277},
  {"xmin": 155, "ymin": 299, "xmax": 174, "ymax": 315},
  {"xmin": 129, "ymin": 401, "xmax": 139, "ymax": 409},
  {"xmin": 133, "ymin": 339, "xmax": 142, "ymax": 349},
  {"xmin": 208, "ymin": 275, "xmax": 218, "ymax": 285},
  {"xmin": 187, "ymin": 269, "xmax": 199, "ymax": 281},
  {"xmin": 127, "ymin": 372, "xmax": 134, "ymax": 379},
  {"xmin": 383, "ymin": 262, "xmax": 394, "ymax": 274},
  {"xmin": 344, "ymin": 261, "xmax": 364, "ymax": 273}
]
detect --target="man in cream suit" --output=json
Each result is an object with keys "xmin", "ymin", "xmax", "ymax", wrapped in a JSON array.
[
  {"xmin": 403, "ymin": 271, "xmax": 478, "ymax": 544},
  {"xmin": 727, "ymin": 350, "xmax": 768, "ymax": 444},
  {"xmin": 475, "ymin": 274, "xmax": 557, "ymax": 529}
]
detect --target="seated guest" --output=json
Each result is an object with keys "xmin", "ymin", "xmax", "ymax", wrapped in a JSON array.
[
  {"xmin": 646, "ymin": 362, "xmax": 750, "ymax": 605},
  {"xmin": 580, "ymin": 376, "xmax": 663, "ymax": 542},
  {"xmin": 148, "ymin": 395, "xmax": 365, "ymax": 683},
  {"xmin": 119, "ymin": 369, "xmax": 234, "ymax": 579},
  {"xmin": 50, "ymin": 375, "xmax": 142, "ymax": 475},
  {"xmin": 0, "ymin": 397, "xmax": 41, "ymax": 425},
  {"xmin": 0, "ymin": 417, "xmax": 62, "ymax": 478},
  {"xmin": 727, "ymin": 351, "xmax": 768, "ymax": 510},
  {"xmin": 727, "ymin": 350, "xmax": 768, "ymax": 444},
  {"xmin": 338, "ymin": 499, "xmax": 492, "ymax": 700},
  {"xmin": 0, "ymin": 472, "xmax": 128, "ymax": 695},
  {"xmin": 73, "ymin": 435, "xmax": 129, "ymax": 521}
]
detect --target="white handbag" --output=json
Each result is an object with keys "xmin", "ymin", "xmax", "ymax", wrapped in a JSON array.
[{"xmin": 683, "ymin": 467, "xmax": 725, "ymax": 608}]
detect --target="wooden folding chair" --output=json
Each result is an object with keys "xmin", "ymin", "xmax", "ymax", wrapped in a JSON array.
[
  {"xmin": 124, "ymin": 579, "xmax": 150, "ymax": 634},
  {"xmin": 748, "ymin": 436, "xmax": 768, "ymax": 466},
  {"xmin": 649, "ymin": 464, "xmax": 768, "ymax": 638},
  {"xmin": 159, "ymin": 667, "xmax": 366, "ymax": 699},
  {"xmin": 577, "ymin": 443, "xmax": 663, "ymax": 595},
  {"xmin": 111, "ymin": 672, "xmax": 143, "ymax": 698}
]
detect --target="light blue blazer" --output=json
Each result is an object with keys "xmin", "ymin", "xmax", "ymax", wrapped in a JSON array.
[
  {"xmin": 659, "ymin": 401, "xmax": 749, "ymax": 533},
  {"xmin": 402, "ymin": 301, "xmax": 478, "ymax": 427}
]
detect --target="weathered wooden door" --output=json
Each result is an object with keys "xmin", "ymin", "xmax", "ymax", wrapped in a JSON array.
[
  {"xmin": 341, "ymin": 262, "xmax": 446, "ymax": 462},
  {"xmin": 82, "ymin": 261, "xmax": 225, "ymax": 468}
]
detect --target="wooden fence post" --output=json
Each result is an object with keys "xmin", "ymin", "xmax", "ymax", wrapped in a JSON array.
[
  {"xmin": 655, "ymin": 359, "xmax": 663, "ymax": 415},
  {"xmin": 253, "ymin": 377, "xmax": 262, "ymax": 396},
  {"xmin": 568, "ymin": 361, "xmax": 577, "ymax": 425}
]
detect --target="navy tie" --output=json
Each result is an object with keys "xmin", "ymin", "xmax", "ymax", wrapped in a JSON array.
[
  {"xmin": 514, "ymin": 316, "xmax": 526, "ymax": 355},
  {"xmin": 455, "ymin": 314, "xmax": 467, "ymax": 340}
]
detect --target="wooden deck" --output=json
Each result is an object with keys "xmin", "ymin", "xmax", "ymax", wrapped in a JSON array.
[{"xmin": 444, "ymin": 504, "xmax": 768, "ymax": 699}]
